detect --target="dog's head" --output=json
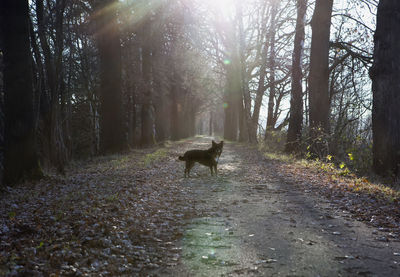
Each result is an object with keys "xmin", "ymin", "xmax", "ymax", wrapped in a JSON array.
[{"xmin": 212, "ymin": 140, "xmax": 224, "ymax": 159}]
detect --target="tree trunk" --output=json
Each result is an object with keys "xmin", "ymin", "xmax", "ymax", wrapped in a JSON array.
[
  {"xmin": 36, "ymin": 0, "xmax": 67, "ymax": 172},
  {"xmin": 0, "ymin": 54, "xmax": 4, "ymax": 186},
  {"xmin": 237, "ymin": 1, "xmax": 249, "ymax": 143},
  {"xmin": 96, "ymin": 0, "xmax": 126, "ymax": 153},
  {"xmin": 154, "ymin": 97, "xmax": 165, "ymax": 143},
  {"xmin": 249, "ymin": 10, "xmax": 271, "ymax": 143},
  {"xmin": 126, "ymin": 74, "xmax": 136, "ymax": 147},
  {"xmin": 370, "ymin": 0, "xmax": 400, "ymax": 176},
  {"xmin": 55, "ymin": 0, "xmax": 69, "ymax": 163},
  {"xmin": 223, "ymin": 64, "xmax": 240, "ymax": 141},
  {"xmin": 249, "ymin": 51, "xmax": 268, "ymax": 143},
  {"xmin": 125, "ymin": 46, "xmax": 138, "ymax": 147},
  {"xmin": 170, "ymin": 71, "xmax": 180, "ymax": 141},
  {"xmin": 1, "ymin": 0, "xmax": 42, "ymax": 184},
  {"xmin": 223, "ymin": 20, "xmax": 241, "ymax": 142},
  {"xmin": 140, "ymin": 38, "xmax": 155, "ymax": 147},
  {"xmin": 285, "ymin": 0, "xmax": 307, "ymax": 153},
  {"xmin": 223, "ymin": 45, "xmax": 242, "ymax": 142},
  {"xmin": 265, "ymin": 1, "xmax": 278, "ymax": 140},
  {"xmin": 28, "ymin": 16, "xmax": 45, "ymax": 127},
  {"xmin": 238, "ymin": 99, "xmax": 248, "ymax": 142},
  {"xmin": 152, "ymin": 41, "xmax": 165, "ymax": 143},
  {"xmin": 209, "ymin": 111, "xmax": 213, "ymax": 136},
  {"xmin": 188, "ymin": 102, "xmax": 196, "ymax": 137},
  {"xmin": 308, "ymin": 0, "xmax": 333, "ymax": 137}
]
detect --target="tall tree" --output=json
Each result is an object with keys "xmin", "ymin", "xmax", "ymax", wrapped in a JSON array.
[
  {"xmin": 308, "ymin": 0, "xmax": 333, "ymax": 144},
  {"xmin": 170, "ymin": 69, "xmax": 181, "ymax": 141},
  {"xmin": 370, "ymin": 0, "xmax": 400, "ymax": 176},
  {"xmin": 237, "ymin": 0, "xmax": 248, "ymax": 143},
  {"xmin": 36, "ymin": 0, "xmax": 67, "ymax": 172},
  {"xmin": 246, "ymin": 3, "xmax": 271, "ymax": 143},
  {"xmin": 285, "ymin": 0, "xmax": 307, "ymax": 153},
  {"xmin": 223, "ymin": 25, "xmax": 241, "ymax": 141},
  {"xmin": 1, "ymin": 0, "xmax": 42, "ymax": 184},
  {"xmin": 0, "ymin": 50, "xmax": 4, "ymax": 186},
  {"xmin": 140, "ymin": 20, "xmax": 155, "ymax": 147},
  {"xmin": 265, "ymin": 0, "xmax": 278, "ymax": 139},
  {"xmin": 223, "ymin": 58, "xmax": 241, "ymax": 141},
  {"xmin": 95, "ymin": 0, "xmax": 126, "ymax": 153},
  {"xmin": 152, "ymin": 30, "xmax": 167, "ymax": 143}
]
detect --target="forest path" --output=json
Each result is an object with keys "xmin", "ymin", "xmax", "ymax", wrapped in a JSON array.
[
  {"xmin": 166, "ymin": 137, "xmax": 400, "ymax": 276},
  {"xmin": 1, "ymin": 137, "xmax": 399, "ymax": 276}
]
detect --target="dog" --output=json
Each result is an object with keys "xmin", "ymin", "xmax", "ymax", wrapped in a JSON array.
[{"xmin": 178, "ymin": 140, "xmax": 224, "ymax": 177}]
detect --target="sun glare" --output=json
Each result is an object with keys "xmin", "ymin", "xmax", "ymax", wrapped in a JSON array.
[
  {"xmin": 206, "ymin": 0, "xmax": 236, "ymax": 9},
  {"xmin": 201, "ymin": 0, "xmax": 238, "ymax": 19}
]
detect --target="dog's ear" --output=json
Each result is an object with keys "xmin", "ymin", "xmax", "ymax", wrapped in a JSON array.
[
  {"xmin": 220, "ymin": 141, "xmax": 224, "ymax": 145},
  {"xmin": 212, "ymin": 140, "xmax": 216, "ymax": 146}
]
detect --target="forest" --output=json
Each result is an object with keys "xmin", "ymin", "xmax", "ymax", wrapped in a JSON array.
[
  {"xmin": 1, "ymin": 0, "xmax": 400, "ymax": 276},
  {"xmin": 1, "ymin": 0, "xmax": 399, "ymax": 184}
]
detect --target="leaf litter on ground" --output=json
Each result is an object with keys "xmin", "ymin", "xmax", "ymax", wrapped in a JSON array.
[{"xmin": 0, "ymin": 144, "xmax": 198, "ymax": 276}]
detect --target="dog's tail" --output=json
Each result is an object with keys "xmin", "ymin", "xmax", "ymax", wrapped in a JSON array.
[{"xmin": 178, "ymin": 156, "xmax": 186, "ymax": 161}]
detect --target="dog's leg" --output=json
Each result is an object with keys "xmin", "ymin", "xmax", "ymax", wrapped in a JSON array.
[
  {"xmin": 209, "ymin": 166, "xmax": 213, "ymax": 176},
  {"xmin": 187, "ymin": 161, "xmax": 195, "ymax": 177},
  {"xmin": 214, "ymin": 164, "xmax": 217, "ymax": 176},
  {"xmin": 184, "ymin": 161, "xmax": 189, "ymax": 177}
]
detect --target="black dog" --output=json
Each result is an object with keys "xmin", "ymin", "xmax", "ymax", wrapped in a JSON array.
[{"xmin": 178, "ymin": 140, "xmax": 223, "ymax": 177}]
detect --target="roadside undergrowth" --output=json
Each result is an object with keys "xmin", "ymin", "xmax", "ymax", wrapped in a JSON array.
[
  {"xmin": 261, "ymin": 150, "xmax": 400, "ymax": 203},
  {"xmin": 257, "ymin": 146, "xmax": 400, "ymax": 238},
  {"xmin": 141, "ymin": 148, "xmax": 168, "ymax": 167}
]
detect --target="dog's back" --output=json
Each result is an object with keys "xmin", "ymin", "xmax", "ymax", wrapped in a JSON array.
[{"xmin": 179, "ymin": 149, "xmax": 215, "ymax": 165}]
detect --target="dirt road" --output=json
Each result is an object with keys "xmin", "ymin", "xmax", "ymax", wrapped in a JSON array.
[
  {"xmin": 165, "ymin": 138, "xmax": 400, "ymax": 276},
  {"xmin": 1, "ymin": 137, "xmax": 399, "ymax": 276}
]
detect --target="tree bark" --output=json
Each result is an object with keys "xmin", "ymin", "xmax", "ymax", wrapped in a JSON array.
[
  {"xmin": 170, "ymin": 70, "xmax": 181, "ymax": 141},
  {"xmin": 249, "ymin": 44, "xmax": 269, "ymax": 143},
  {"xmin": 237, "ymin": 1, "xmax": 248, "ymax": 143},
  {"xmin": 209, "ymin": 111, "xmax": 213, "ymax": 136},
  {"xmin": 248, "ymin": 5, "xmax": 271, "ymax": 143},
  {"xmin": 96, "ymin": 0, "xmax": 126, "ymax": 153},
  {"xmin": 285, "ymin": 0, "xmax": 307, "ymax": 153},
  {"xmin": 265, "ymin": 1, "xmax": 278, "ymax": 140},
  {"xmin": 153, "ymin": 51, "xmax": 166, "ymax": 143},
  {"xmin": 370, "ymin": 0, "xmax": 400, "ymax": 176},
  {"xmin": 238, "ymin": 99, "xmax": 248, "ymax": 142},
  {"xmin": 36, "ymin": 0, "xmax": 67, "ymax": 172},
  {"xmin": 0, "ymin": 53, "xmax": 4, "ymax": 186},
  {"xmin": 140, "ymin": 34, "xmax": 155, "ymax": 147},
  {"xmin": 28, "ymin": 16, "xmax": 46, "ymax": 126},
  {"xmin": 187, "ymin": 101, "xmax": 196, "ymax": 137},
  {"xmin": 223, "ymin": 21, "xmax": 241, "ymax": 141},
  {"xmin": 1, "ymin": 0, "xmax": 42, "ymax": 184},
  {"xmin": 308, "ymin": 0, "xmax": 333, "ymax": 137},
  {"xmin": 154, "ymin": 96, "xmax": 165, "ymax": 143},
  {"xmin": 124, "ymin": 44, "xmax": 138, "ymax": 147},
  {"xmin": 223, "ymin": 63, "xmax": 240, "ymax": 141},
  {"xmin": 126, "ymin": 71, "xmax": 137, "ymax": 147}
]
